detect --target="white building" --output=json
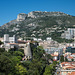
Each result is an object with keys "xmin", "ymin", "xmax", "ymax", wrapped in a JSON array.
[
  {"xmin": 4, "ymin": 34, "xmax": 17, "ymax": 44},
  {"xmin": 61, "ymin": 28, "xmax": 75, "ymax": 39},
  {"xmin": 46, "ymin": 37, "xmax": 52, "ymax": 41},
  {"xmin": 4, "ymin": 43, "xmax": 19, "ymax": 52},
  {"xmin": 33, "ymin": 38, "xmax": 38, "ymax": 41},
  {"xmin": 3, "ymin": 34, "xmax": 18, "ymax": 51}
]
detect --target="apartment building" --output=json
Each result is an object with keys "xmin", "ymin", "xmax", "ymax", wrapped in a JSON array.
[{"xmin": 61, "ymin": 28, "xmax": 75, "ymax": 39}]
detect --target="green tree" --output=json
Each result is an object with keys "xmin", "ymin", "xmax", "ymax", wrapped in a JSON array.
[
  {"xmin": 46, "ymin": 54, "xmax": 53, "ymax": 60},
  {"xmin": 65, "ymin": 57, "xmax": 68, "ymax": 62},
  {"xmin": 22, "ymin": 61, "xmax": 31, "ymax": 69},
  {"xmin": 72, "ymin": 59, "xmax": 74, "ymax": 61},
  {"xmin": 32, "ymin": 46, "xmax": 45, "ymax": 60},
  {"xmin": 18, "ymin": 49, "xmax": 24, "ymax": 54},
  {"xmin": 0, "ymin": 54, "xmax": 15, "ymax": 75},
  {"xmin": 0, "ymin": 48, "xmax": 5, "ymax": 53},
  {"xmin": 44, "ymin": 63, "xmax": 56, "ymax": 75},
  {"xmin": 0, "ymin": 41, "xmax": 3, "ymax": 45},
  {"xmin": 60, "ymin": 55, "xmax": 64, "ymax": 62},
  {"xmin": 28, "ymin": 59, "xmax": 44, "ymax": 75},
  {"xmin": 13, "ymin": 51, "xmax": 24, "ymax": 57},
  {"xmin": 44, "ymin": 65, "xmax": 52, "ymax": 75},
  {"xmin": 10, "ymin": 56, "xmax": 20, "ymax": 65},
  {"xmin": 15, "ymin": 64, "xmax": 27, "ymax": 75}
]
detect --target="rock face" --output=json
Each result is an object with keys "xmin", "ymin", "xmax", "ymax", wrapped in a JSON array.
[
  {"xmin": 28, "ymin": 11, "xmax": 36, "ymax": 18},
  {"xmin": 17, "ymin": 13, "xmax": 27, "ymax": 21},
  {"xmin": 28, "ymin": 11, "xmax": 68, "ymax": 18}
]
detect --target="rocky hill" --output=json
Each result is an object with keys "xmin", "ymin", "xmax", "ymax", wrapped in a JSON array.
[{"xmin": 0, "ymin": 11, "xmax": 75, "ymax": 40}]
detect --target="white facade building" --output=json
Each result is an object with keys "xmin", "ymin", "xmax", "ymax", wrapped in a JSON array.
[
  {"xmin": 61, "ymin": 28, "xmax": 75, "ymax": 39},
  {"xmin": 46, "ymin": 37, "xmax": 52, "ymax": 41},
  {"xmin": 4, "ymin": 43, "xmax": 18, "ymax": 52},
  {"xmin": 3, "ymin": 34, "xmax": 18, "ymax": 51},
  {"xmin": 4, "ymin": 34, "xmax": 17, "ymax": 44}
]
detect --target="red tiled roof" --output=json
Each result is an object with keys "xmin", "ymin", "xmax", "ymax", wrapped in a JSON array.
[
  {"xmin": 61, "ymin": 62, "xmax": 75, "ymax": 64},
  {"xmin": 61, "ymin": 62, "xmax": 69, "ymax": 65},
  {"xmin": 51, "ymin": 54, "xmax": 58, "ymax": 57},
  {"xmin": 68, "ymin": 72, "xmax": 75, "ymax": 75},
  {"xmin": 72, "ymin": 53, "xmax": 75, "ymax": 55},
  {"xmin": 66, "ymin": 66, "xmax": 75, "ymax": 69},
  {"xmin": 61, "ymin": 62, "xmax": 75, "ymax": 69},
  {"xmin": 68, "ymin": 56, "xmax": 73, "ymax": 59}
]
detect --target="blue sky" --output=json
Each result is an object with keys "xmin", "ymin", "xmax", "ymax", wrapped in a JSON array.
[{"xmin": 0, "ymin": 0, "xmax": 75, "ymax": 26}]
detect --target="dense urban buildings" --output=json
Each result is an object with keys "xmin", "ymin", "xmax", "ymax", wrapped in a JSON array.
[{"xmin": 0, "ymin": 33, "xmax": 75, "ymax": 75}]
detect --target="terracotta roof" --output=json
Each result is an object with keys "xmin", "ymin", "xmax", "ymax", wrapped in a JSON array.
[
  {"xmin": 71, "ymin": 72, "xmax": 75, "ymax": 75},
  {"xmin": 68, "ymin": 56, "xmax": 73, "ymax": 59},
  {"xmin": 8, "ymin": 43, "xmax": 18, "ymax": 45},
  {"xmin": 64, "ymin": 54, "xmax": 67, "ymax": 57},
  {"xmin": 61, "ymin": 62, "xmax": 69, "ymax": 65},
  {"xmin": 51, "ymin": 54, "xmax": 58, "ymax": 57},
  {"xmin": 61, "ymin": 62, "xmax": 75, "ymax": 70},
  {"xmin": 62, "ymin": 62, "xmax": 75, "ymax": 64},
  {"xmin": 72, "ymin": 53, "xmax": 75, "ymax": 55},
  {"xmin": 68, "ymin": 72, "xmax": 75, "ymax": 75},
  {"xmin": 66, "ymin": 66, "xmax": 75, "ymax": 69}
]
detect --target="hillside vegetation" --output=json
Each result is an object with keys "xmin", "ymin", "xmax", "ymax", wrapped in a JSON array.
[
  {"xmin": 0, "ymin": 11, "xmax": 75, "ymax": 42},
  {"xmin": 0, "ymin": 43, "xmax": 57, "ymax": 75}
]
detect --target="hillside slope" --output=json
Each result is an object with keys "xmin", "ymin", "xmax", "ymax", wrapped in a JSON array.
[{"xmin": 0, "ymin": 11, "xmax": 75, "ymax": 40}]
